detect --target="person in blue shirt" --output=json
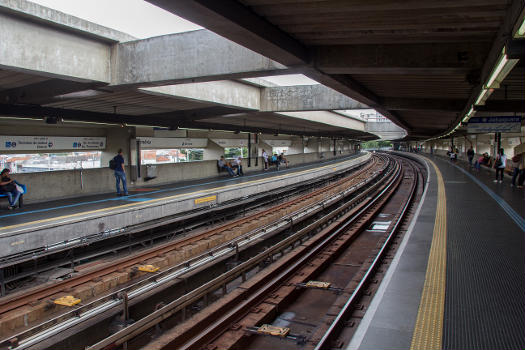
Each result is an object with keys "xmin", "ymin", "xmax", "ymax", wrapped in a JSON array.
[
  {"xmin": 0, "ymin": 168, "xmax": 22, "ymax": 209},
  {"xmin": 113, "ymin": 149, "xmax": 128, "ymax": 196}
]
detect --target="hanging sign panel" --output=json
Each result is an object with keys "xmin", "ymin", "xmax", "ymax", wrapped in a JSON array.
[
  {"xmin": 263, "ymin": 139, "xmax": 293, "ymax": 147},
  {"xmin": 137, "ymin": 137, "xmax": 208, "ymax": 149},
  {"xmin": 210, "ymin": 138, "xmax": 249, "ymax": 148},
  {"xmin": 0, "ymin": 136, "xmax": 106, "ymax": 151},
  {"xmin": 467, "ymin": 116, "xmax": 521, "ymax": 133}
]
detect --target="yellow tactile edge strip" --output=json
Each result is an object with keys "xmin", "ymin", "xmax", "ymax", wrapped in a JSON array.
[{"xmin": 410, "ymin": 159, "xmax": 447, "ymax": 350}]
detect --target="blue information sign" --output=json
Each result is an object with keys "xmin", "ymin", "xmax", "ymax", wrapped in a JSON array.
[{"xmin": 467, "ymin": 116, "xmax": 521, "ymax": 133}]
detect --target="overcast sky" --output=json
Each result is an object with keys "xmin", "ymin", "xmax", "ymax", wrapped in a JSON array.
[{"xmin": 30, "ymin": 0, "xmax": 202, "ymax": 38}]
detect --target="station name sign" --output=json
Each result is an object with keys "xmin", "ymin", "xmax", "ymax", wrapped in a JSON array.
[
  {"xmin": 263, "ymin": 139, "xmax": 293, "ymax": 147},
  {"xmin": 137, "ymin": 137, "xmax": 208, "ymax": 149},
  {"xmin": 210, "ymin": 138, "xmax": 249, "ymax": 148},
  {"xmin": 467, "ymin": 116, "xmax": 521, "ymax": 133},
  {"xmin": 0, "ymin": 135, "xmax": 106, "ymax": 151}
]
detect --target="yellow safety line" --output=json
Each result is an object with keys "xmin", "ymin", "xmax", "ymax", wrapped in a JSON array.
[
  {"xmin": 0, "ymin": 157, "xmax": 355, "ymax": 232},
  {"xmin": 410, "ymin": 159, "xmax": 447, "ymax": 350}
]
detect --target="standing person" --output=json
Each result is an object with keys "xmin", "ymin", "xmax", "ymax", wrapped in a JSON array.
[
  {"xmin": 517, "ymin": 155, "xmax": 525, "ymax": 188},
  {"xmin": 235, "ymin": 156, "xmax": 244, "ymax": 176},
  {"xmin": 510, "ymin": 154, "xmax": 521, "ymax": 187},
  {"xmin": 113, "ymin": 149, "xmax": 128, "ymax": 196},
  {"xmin": 493, "ymin": 148, "xmax": 507, "ymax": 183},
  {"xmin": 449, "ymin": 148, "xmax": 456, "ymax": 162},
  {"xmin": 467, "ymin": 146, "xmax": 475, "ymax": 167},
  {"xmin": 262, "ymin": 149, "xmax": 269, "ymax": 171},
  {"xmin": 0, "ymin": 168, "xmax": 22, "ymax": 209}
]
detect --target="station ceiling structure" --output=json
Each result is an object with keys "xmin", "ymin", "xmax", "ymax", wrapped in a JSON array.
[
  {"xmin": 149, "ymin": 0, "xmax": 525, "ymax": 140},
  {"xmin": 0, "ymin": 0, "xmax": 523, "ymax": 141},
  {"xmin": 0, "ymin": 1, "xmax": 378, "ymax": 141}
]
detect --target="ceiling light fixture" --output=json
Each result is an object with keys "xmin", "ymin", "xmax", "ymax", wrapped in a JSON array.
[
  {"xmin": 485, "ymin": 48, "xmax": 519, "ymax": 89},
  {"xmin": 62, "ymin": 120, "xmax": 122, "ymax": 126},
  {"xmin": 474, "ymin": 88, "xmax": 493, "ymax": 106},
  {"xmin": 0, "ymin": 116, "xmax": 44, "ymax": 121}
]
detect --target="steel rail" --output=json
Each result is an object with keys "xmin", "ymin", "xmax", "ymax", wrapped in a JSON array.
[
  {"xmin": 314, "ymin": 157, "xmax": 421, "ymax": 350},
  {"xmin": 2, "ymin": 157, "xmax": 390, "ymax": 350},
  {"xmin": 83, "ymin": 157, "xmax": 398, "ymax": 350},
  {"xmin": 131, "ymin": 158, "xmax": 401, "ymax": 350},
  {"xmin": 175, "ymin": 159, "xmax": 403, "ymax": 350},
  {"xmin": 0, "ymin": 159, "xmax": 379, "ymax": 315}
]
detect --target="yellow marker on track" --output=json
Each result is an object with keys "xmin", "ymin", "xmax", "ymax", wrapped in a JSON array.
[{"xmin": 54, "ymin": 295, "xmax": 81, "ymax": 307}]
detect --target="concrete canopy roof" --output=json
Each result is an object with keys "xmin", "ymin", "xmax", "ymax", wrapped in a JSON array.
[
  {"xmin": 147, "ymin": 0, "xmax": 525, "ymax": 140},
  {"xmin": 0, "ymin": 0, "xmax": 378, "ymax": 141}
]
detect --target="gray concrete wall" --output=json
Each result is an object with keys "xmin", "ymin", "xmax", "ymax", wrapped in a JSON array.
[
  {"xmin": 261, "ymin": 85, "xmax": 367, "ymax": 111},
  {"xmin": 365, "ymin": 121, "xmax": 407, "ymax": 140},
  {"xmin": 0, "ymin": 152, "xmax": 370, "ymax": 257},
  {"xmin": 6, "ymin": 149, "xmax": 356, "ymax": 204},
  {"xmin": 114, "ymin": 30, "xmax": 287, "ymax": 86},
  {"xmin": 0, "ymin": 11, "xmax": 111, "ymax": 83}
]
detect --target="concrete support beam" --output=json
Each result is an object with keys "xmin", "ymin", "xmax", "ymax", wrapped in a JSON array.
[
  {"xmin": 0, "ymin": 11, "xmax": 111, "ymax": 83},
  {"xmin": 0, "ymin": 103, "xmax": 240, "ymax": 127},
  {"xmin": 261, "ymin": 85, "xmax": 368, "ymax": 112},
  {"xmin": 278, "ymin": 111, "xmax": 365, "ymax": 131},
  {"xmin": 146, "ymin": 1, "xmax": 402, "ymax": 131},
  {"xmin": 313, "ymin": 42, "xmax": 489, "ymax": 74},
  {"xmin": 0, "ymin": 0, "xmax": 135, "ymax": 42},
  {"xmin": 0, "ymin": 80, "xmax": 106, "ymax": 104},
  {"xmin": 146, "ymin": 0, "xmax": 309, "ymax": 66},
  {"xmin": 365, "ymin": 121, "xmax": 407, "ymax": 140},
  {"xmin": 113, "ymin": 30, "xmax": 290, "ymax": 87},
  {"xmin": 140, "ymin": 80, "xmax": 260, "ymax": 110}
]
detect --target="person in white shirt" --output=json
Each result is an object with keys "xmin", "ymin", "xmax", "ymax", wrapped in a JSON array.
[
  {"xmin": 235, "ymin": 156, "xmax": 244, "ymax": 176},
  {"xmin": 262, "ymin": 149, "xmax": 269, "ymax": 170}
]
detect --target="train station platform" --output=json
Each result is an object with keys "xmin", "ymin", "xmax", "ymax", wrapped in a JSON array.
[
  {"xmin": 349, "ymin": 152, "xmax": 525, "ymax": 350},
  {"xmin": 0, "ymin": 153, "xmax": 370, "ymax": 260}
]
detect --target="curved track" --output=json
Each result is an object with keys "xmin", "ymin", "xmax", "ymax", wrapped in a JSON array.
[
  {"xmin": 1, "ymin": 155, "xmax": 394, "ymax": 350},
  {"xmin": 81, "ymin": 154, "xmax": 426, "ymax": 350}
]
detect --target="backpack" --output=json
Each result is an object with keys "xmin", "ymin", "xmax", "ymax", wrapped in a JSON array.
[
  {"xmin": 271, "ymin": 155, "xmax": 277, "ymax": 162},
  {"xmin": 494, "ymin": 157, "xmax": 502, "ymax": 167},
  {"xmin": 109, "ymin": 158, "xmax": 117, "ymax": 170}
]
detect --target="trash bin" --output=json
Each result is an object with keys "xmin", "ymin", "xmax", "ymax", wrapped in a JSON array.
[{"xmin": 145, "ymin": 165, "xmax": 157, "ymax": 181}]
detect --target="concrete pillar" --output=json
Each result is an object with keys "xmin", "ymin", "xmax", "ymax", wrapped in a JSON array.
[
  {"xmin": 102, "ymin": 126, "xmax": 133, "ymax": 168},
  {"xmin": 287, "ymin": 138, "xmax": 304, "ymax": 155},
  {"xmin": 203, "ymin": 141, "xmax": 223, "ymax": 161},
  {"xmin": 304, "ymin": 137, "xmax": 318, "ymax": 154}
]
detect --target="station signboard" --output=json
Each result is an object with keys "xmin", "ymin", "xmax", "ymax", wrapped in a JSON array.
[
  {"xmin": 263, "ymin": 139, "xmax": 293, "ymax": 147},
  {"xmin": 137, "ymin": 137, "xmax": 208, "ymax": 149},
  {"xmin": 467, "ymin": 116, "xmax": 521, "ymax": 133},
  {"xmin": 210, "ymin": 138, "xmax": 249, "ymax": 147},
  {"xmin": 0, "ymin": 136, "xmax": 106, "ymax": 151}
]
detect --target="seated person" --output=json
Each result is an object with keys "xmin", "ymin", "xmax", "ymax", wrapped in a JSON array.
[
  {"xmin": 278, "ymin": 153, "xmax": 289, "ymax": 168},
  {"xmin": 218, "ymin": 156, "xmax": 237, "ymax": 177},
  {"xmin": 271, "ymin": 153, "xmax": 279, "ymax": 170},
  {"xmin": 0, "ymin": 168, "xmax": 23, "ymax": 210},
  {"xmin": 235, "ymin": 156, "xmax": 244, "ymax": 176}
]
